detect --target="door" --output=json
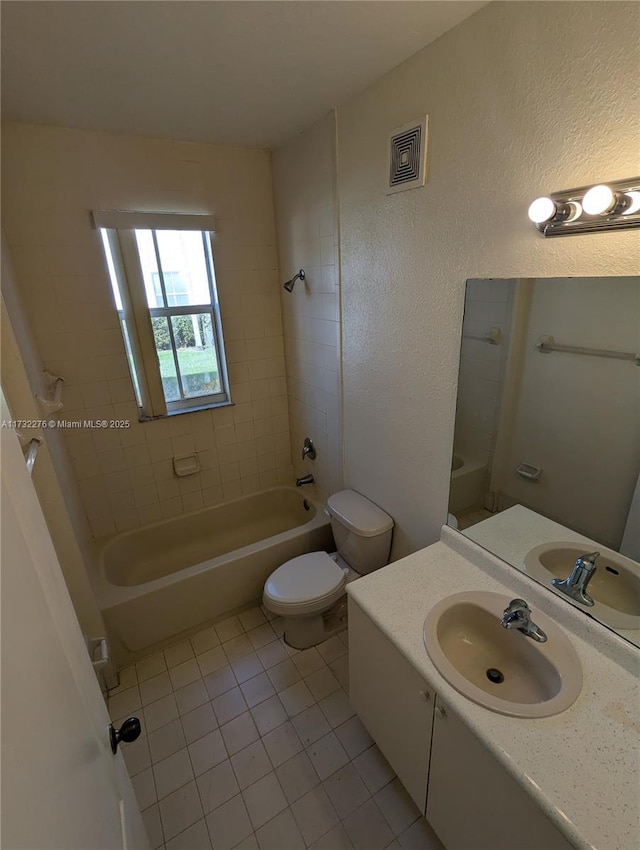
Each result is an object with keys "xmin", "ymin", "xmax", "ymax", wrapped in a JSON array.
[
  {"xmin": 349, "ymin": 599, "xmax": 434, "ymax": 811},
  {"xmin": 426, "ymin": 697, "xmax": 573, "ymax": 850},
  {"xmin": 1, "ymin": 393, "xmax": 148, "ymax": 850}
]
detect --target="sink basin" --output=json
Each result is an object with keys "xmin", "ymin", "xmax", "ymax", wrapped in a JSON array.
[
  {"xmin": 523, "ymin": 543, "xmax": 640, "ymax": 631},
  {"xmin": 424, "ymin": 591, "xmax": 582, "ymax": 718}
]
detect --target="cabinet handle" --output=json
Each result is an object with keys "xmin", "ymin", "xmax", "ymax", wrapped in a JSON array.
[
  {"xmin": 435, "ymin": 705, "xmax": 446, "ymax": 719},
  {"xmin": 419, "ymin": 690, "xmax": 431, "ymax": 702}
]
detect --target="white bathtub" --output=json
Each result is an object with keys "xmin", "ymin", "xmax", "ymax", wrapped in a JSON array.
[
  {"xmin": 448, "ymin": 453, "xmax": 489, "ymax": 514},
  {"xmin": 97, "ymin": 487, "xmax": 333, "ymax": 664}
]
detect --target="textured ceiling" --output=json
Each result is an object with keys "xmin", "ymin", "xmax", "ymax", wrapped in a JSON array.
[{"xmin": 1, "ymin": 1, "xmax": 487, "ymax": 148}]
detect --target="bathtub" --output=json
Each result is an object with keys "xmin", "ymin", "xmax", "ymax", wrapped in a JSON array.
[
  {"xmin": 97, "ymin": 487, "xmax": 333, "ymax": 664},
  {"xmin": 448, "ymin": 453, "xmax": 489, "ymax": 514}
]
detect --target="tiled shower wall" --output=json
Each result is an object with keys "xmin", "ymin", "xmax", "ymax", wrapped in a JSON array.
[
  {"xmin": 2, "ymin": 123, "xmax": 292, "ymax": 537},
  {"xmin": 272, "ymin": 112, "xmax": 343, "ymax": 501}
]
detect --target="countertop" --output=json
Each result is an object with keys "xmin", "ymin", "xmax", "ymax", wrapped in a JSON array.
[{"xmin": 347, "ymin": 526, "xmax": 640, "ymax": 850}]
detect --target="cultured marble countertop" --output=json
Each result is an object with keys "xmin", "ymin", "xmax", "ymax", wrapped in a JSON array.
[{"xmin": 347, "ymin": 526, "xmax": 640, "ymax": 850}]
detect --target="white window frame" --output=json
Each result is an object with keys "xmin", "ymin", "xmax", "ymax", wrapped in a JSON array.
[{"xmin": 94, "ymin": 211, "xmax": 231, "ymax": 419}]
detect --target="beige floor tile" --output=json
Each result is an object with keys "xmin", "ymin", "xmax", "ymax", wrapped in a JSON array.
[
  {"xmin": 154, "ymin": 749, "xmax": 194, "ymax": 800},
  {"xmin": 255, "ymin": 807, "xmax": 305, "ymax": 850},
  {"xmin": 148, "ymin": 718, "xmax": 186, "ymax": 763},
  {"xmin": 220, "ymin": 711, "xmax": 260, "ymax": 755},
  {"xmin": 164, "ymin": 640, "xmax": 195, "ymax": 669},
  {"xmin": 342, "ymin": 798, "xmax": 394, "ymax": 850},
  {"xmin": 205, "ymin": 794, "xmax": 253, "ymax": 849},
  {"xmin": 290, "ymin": 786, "xmax": 339, "ymax": 846},
  {"xmin": 242, "ymin": 772, "xmax": 288, "ymax": 830},
  {"xmin": 323, "ymin": 762, "xmax": 370, "ymax": 819},
  {"xmin": 262, "ymin": 721, "xmax": 303, "ymax": 768},
  {"xmin": 159, "ymin": 781, "xmax": 204, "ymax": 841},
  {"xmin": 197, "ymin": 759, "xmax": 239, "ymax": 814},
  {"xmin": 188, "ymin": 729, "xmax": 227, "ymax": 777},
  {"xmin": 165, "ymin": 818, "xmax": 211, "ymax": 850},
  {"xmin": 231, "ymin": 740, "xmax": 273, "ymax": 790},
  {"xmin": 250, "ymin": 695, "xmax": 288, "ymax": 737},
  {"xmin": 275, "ymin": 751, "xmax": 320, "ymax": 804},
  {"xmin": 181, "ymin": 702, "xmax": 218, "ymax": 745}
]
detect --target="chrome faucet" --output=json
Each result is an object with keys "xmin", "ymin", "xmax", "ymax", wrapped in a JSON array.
[
  {"xmin": 551, "ymin": 551, "xmax": 599, "ymax": 606},
  {"xmin": 301, "ymin": 437, "xmax": 316, "ymax": 461},
  {"xmin": 500, "ymin": 599, "xmax": 547, "ymax": 643},
  {"xmin": 296, "ymin": 474, "xmax": 315, "ymax": 487}
]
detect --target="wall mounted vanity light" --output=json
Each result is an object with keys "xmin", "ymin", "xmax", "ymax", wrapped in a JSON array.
[{"xmin": 528, "ymin": 177, "xmax": 640, "ymax": 236}]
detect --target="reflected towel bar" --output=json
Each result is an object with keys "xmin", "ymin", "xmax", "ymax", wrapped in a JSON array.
[
  {"xmin": 536, "ymin": 335, "xmax": 639, "ymax": 365},
  {"xmin": 462, "ymin": 327, "xmax": 502, "ymax": 345}
]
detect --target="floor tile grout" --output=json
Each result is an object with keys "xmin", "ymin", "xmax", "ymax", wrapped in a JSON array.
[{"xmin": 111, "ymin": 605, "xmax": 440, "ymax": 850}]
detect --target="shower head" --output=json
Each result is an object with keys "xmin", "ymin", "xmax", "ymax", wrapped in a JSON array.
[{"xmin": 283, "ymin": 269, "xmax": 305, "ymax": 292}]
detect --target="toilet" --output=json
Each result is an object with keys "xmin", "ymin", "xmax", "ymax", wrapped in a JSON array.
[{"xmin": 263, "ymin": 489, "xmax": 394, "ymax": 649}]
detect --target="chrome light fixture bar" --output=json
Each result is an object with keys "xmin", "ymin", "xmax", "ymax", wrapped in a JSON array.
[{"xmin": 528, "ymin": 177, "xmax": 640, "ymax": 237}]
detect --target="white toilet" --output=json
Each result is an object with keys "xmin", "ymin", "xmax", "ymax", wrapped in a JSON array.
[{"xmin": 263, "ymin": 489, "xmax": 394, "ymax": 649}]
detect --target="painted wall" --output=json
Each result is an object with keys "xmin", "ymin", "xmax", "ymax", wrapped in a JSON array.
[
  {"xmin": 501, "ymin": 277, "xmax": 639, "ymax": 550},
  {"xmin": 337, "ymin": 1, "xmax": 640, "ymax": 559},
  {"xmin": 272, "ymin": 111, "xmax": 343, "ymax": 501},
  {"xmin": 2, "ymin": 123, "xmax": 291, "ymax": 537}
]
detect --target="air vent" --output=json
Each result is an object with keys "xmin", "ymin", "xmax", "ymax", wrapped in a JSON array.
[{"xmin": 387, "ymin": 115, "xmax": 429, "ymax": 195}]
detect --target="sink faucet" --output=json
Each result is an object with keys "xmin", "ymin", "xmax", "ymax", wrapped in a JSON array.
[
  {"xmin": 296, "ymin": 474, "xmax": 315, "ymax": 487},
  {"xmin": 551, "ymin": 551, "xmax": 599, "ymax": 606},
  {"xmin": 500, "ymin": 599, "xmax": 547, "ymax": 643}
]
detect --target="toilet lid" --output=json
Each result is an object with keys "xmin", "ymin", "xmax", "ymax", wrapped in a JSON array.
[{"xmin": 265, "ymin": 552, "xmax": 346, "ymax": 605}]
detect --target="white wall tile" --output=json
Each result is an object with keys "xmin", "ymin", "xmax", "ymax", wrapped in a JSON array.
[{"xmin": 3, "ymin": 123, "xmax": 293, "ymax": 534}]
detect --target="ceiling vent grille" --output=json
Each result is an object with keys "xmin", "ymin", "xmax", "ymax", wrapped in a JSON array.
[{"xmin": 387, "ymin": 115, "xmax": 429, "ymax": 195}]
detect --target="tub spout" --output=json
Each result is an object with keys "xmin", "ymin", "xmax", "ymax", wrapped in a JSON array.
[{"xmin": 296, "ymin": 474, "xmax": 315, "ymax": 487}]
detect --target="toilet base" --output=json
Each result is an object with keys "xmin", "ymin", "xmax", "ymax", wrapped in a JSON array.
[{"xmin": 283, "ymin": 594, "xmax": 348, "ymax": 650}]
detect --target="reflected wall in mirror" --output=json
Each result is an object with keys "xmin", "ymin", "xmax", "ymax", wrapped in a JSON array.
[{"xmin": 448, "ymin": 277, "xmax": 640, "ymax": 648}]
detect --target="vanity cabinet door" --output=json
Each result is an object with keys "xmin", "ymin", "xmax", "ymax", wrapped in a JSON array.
[
  {"xmin": 427, "ymin": 697, "xmax": 575, "ymax": 850},
  {"xmin": 348, "ymin": 599, "xmax": 434, "ymax": 811}
]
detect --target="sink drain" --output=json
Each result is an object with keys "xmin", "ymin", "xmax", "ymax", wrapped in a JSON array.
[{"xmin": 486, "ymin": 668, "xmax": 504, "ymax": 684}]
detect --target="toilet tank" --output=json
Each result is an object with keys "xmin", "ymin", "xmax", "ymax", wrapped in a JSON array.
[{"xmin": 326, "ymin": 489, "xmax": 394, "ymax": 574}]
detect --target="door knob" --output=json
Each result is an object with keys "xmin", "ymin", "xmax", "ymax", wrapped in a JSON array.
[
  {"xmin": 435, "ymin": 705, "xmax": 447, "ymax": 719},
  {"xmin": 109, "ymin": 717, "xmax": 141, "ymax": 754}
]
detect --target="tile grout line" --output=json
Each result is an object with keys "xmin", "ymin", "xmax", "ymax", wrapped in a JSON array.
[{"xmin": 113, "ymin": 608, "xmax": 413, "ymax": 850}]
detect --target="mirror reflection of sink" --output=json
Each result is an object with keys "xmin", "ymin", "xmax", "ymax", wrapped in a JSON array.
[
  {"xmin": 523, "ymin": 543, "xmax": 640, "ymax": 631},
  {"xmin": 424, "ymin": 591, "xmax": 582, "ymax": 718}
]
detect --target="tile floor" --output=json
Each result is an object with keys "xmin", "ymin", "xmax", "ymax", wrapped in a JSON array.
[
  {"xmin": 109, "ymin": 606, "xmax": 444, "ymax": 850},
  {"xmin": 454, "ymin": 506, "xmax": 494, "ymax": 531}
]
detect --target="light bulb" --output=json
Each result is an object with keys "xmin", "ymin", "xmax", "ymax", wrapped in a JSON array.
[
  {"xmin": 582, "ymin": 184, "xmax": 615, "ymax": 216},
  {"xmin": 622, "ymin": 191, "xmax": 640, "ymax": 215},
  {"xmin": 528, "ymin": 197, "xmax": 556, "ymax": 224}
]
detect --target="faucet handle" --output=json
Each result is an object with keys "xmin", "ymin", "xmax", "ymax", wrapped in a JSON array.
[
  {"xmin": 503, "ymin": 598, "xmax": 530, "ymax": 616},
  {"xmin": 301, "ymin": 437, "xmax": 316, "ymax": 461}
]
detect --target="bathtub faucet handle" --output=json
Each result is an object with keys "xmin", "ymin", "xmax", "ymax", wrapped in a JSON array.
[{"xmin": 302, "ymin": 438, "xmax": 316, "ymax": 461}]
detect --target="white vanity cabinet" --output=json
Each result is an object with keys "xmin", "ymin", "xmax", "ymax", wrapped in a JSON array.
[
  {"xmin": 349, "ymin": 600, "xmax": 576, "ymax": 850},
  {"xmin": 349, "ymin": 600, "xmax": 434, "ymax": 810},
  {"xmin": 427, "ymin": 696, "xmax": 574, "ymax": 850}
]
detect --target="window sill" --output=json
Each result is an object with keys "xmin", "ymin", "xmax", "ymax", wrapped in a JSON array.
[{"xmin": 139, "ymin": 400, "xmax": 234, "ymax": 422}]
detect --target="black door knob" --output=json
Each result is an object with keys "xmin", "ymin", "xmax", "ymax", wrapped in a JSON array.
[{"xmin": 109, "ymin": 717, "xmax": 142, "ymax": 754}]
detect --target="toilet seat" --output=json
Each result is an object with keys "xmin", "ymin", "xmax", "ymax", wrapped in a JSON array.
[{"xmin": 263, "ymin": 551, "xmax": 347, "ymax": 616}]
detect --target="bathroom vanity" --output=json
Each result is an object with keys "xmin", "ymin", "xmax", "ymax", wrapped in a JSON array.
[{"xmin": 347, "ymin": 527, "xmax": 640, "ymax": 850}]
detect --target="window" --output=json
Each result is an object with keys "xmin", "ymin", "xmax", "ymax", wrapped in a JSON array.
[{"xmin": 95, "ymin": 211, "xmax": 230, "ymax": 418}]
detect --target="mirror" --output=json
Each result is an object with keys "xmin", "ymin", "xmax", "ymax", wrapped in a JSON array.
[{"xmin": 448, "ymin": 277, "xmax": 640, "ymax": 648}]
